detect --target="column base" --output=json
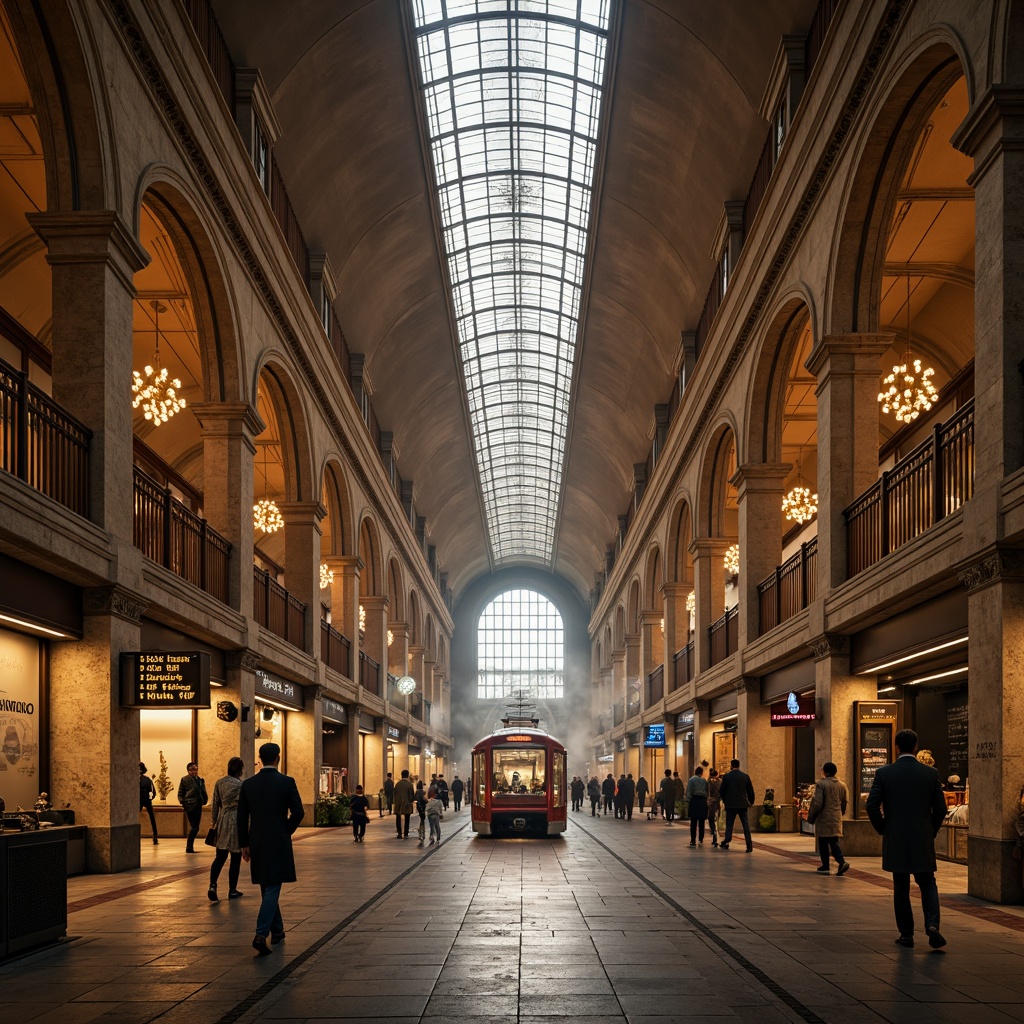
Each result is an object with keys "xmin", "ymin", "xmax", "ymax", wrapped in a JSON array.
[
  {"xmin": 85, "ymin": 824, "xmax": 141, "ymax": 873},
  {"xmin": 968, "ymin": 835, "xmax": 1024, "ymax": 904}
]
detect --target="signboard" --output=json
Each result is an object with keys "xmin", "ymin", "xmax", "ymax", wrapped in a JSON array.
[
  {"xmin": 713, "ymin": 729, "xmax": 736, "ymax": 778},
  {"xmin": 120, "ymin": 651, "xmax": 211, "ymax": 709},
  {"xmin": 322, "ymin": 698, "xmax": 347, "ymax": 725},
  {"xmin": 644, "ymin": 723, "xmax": 667, "ymax": 748},
  {"xmin": 386, "ymin": 724, "xmax": 402, "ymax": 741},
  {"xmin": 676, "ymin": 711, "xmax": 694, "ymax": 730},
  {"xmin": 0, "ymin": 628, "xmax": 41, "ymax": 809},
  {"xmin": 358, "ymin": 712, "xmax": 376, "ymax": 734},
  {"xmin": 770, "ymin": 692, "xmax": 816, "ymax": 726},
  {"xmin": 408, "ymin": 732, "xmax": 421, "ymax": 748},
  {"xmin": 255, "ymin": 669, "xmax": 305, "ymax": 711},
  {"xmin": 853, "ymin": 700, "xmax": 901, "ymax": 817}
]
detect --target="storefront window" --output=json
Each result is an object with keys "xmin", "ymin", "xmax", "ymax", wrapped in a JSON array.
[
  {"xmin": 491, "ymin": 747, "xmax": 546, "ymax": 798},
  {"xmin": 256, "ymin": 705, "xmax": 284, "ymax": 770},
  {"xmin": 140, "ymin": 708, "xmax": 192, "ymax": 803},
  {"xmin": 0, "ymin": 629, "xmax": 41, "ymax": 809}
]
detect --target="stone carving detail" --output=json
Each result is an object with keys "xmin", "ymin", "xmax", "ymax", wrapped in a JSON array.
[
  {"xmin": 83, "ymin": 586, "xmax": 147, "ymax": 622},
  {"xmin": 226, "ymin": 649, "xmax": 262, "ymax": 672},
  {"xmin": 807, "ymin": 633, "xmax": 848, "ymax": 660},
  {"xmin": 958, "ymin": 551, "xmax": 1024, "ymax": 591}
]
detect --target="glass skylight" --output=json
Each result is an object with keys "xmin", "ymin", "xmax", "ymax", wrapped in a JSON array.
[{"xmin": 411, "ymin": 0, "xmax": 611, "ymax": 564}]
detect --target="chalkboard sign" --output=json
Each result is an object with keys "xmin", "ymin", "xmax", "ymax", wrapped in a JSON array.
[
  {"xmin": 121, "ymin": 652, "xmax": 211, "ymax": 708},
  {"xmin": 946, "ymin": 694, "xmax": 968, "ymax": 779}
]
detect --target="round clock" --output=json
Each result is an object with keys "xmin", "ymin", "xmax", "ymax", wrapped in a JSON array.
[{"xmin": 396, "ymin": 676, "xmax": 416, "ymax": 696}]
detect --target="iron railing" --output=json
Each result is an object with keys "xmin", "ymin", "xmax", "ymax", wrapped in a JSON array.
[
  {"xmin": 253, "ymin": 566, "xmax": 306, "ymax": 648},
  {"xmin": 133, "ymin": 467, "xmax": 230, "ymax": 602},
  {"xmin": 320, "ymin": 619, "xmax": 352, "ymax": 678},
  {"xmin": 845, "ymin": 400, "xmax": 974, "ymax": 578},
  {"xmin": 758, "ymin": 537, "xmax": 817, "ymax": 635},
  {"xmin": 613, "ymin": 698, "xmax": 625, "ymax": 728},
  {"xmin": 672, "ymin": 641, "xmax": 694, "ymax": 689},
  {"xmin": 359, "ymin": 650, "xmax": 380, "ymax": 696},
  {"xmin": 647, "ymin": 665, "xmax": 664, "ymax": 706},
  {"xmin": 709, "ymin": 606, "xmax": 739, "ymax": 667},
  {"xmin": 180, "ymin": 0, "xmax": 235, "ymax": 109},
  {"xmin": 1, "ymin": 358, "xmax": 90, "ymax": 517}
]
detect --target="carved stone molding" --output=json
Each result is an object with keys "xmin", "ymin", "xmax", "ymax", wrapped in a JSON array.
[
  {"xmin": 226, "ymin": 648, "xmax": 262, "ymax": 672},
  {"xmin": 807, "ymin": 633, "xmax": 848, "ymax": 661},
  {"xmin": 958, "ymin": 550, "xmax": 1024, "ymax": 592},
  {"xmin": 83, "ymin": 586, "xmax": 147, "ymax": 623},
  {"xmin": 738, "ymin": 677, "xmax": 760, "ymax": 695}
]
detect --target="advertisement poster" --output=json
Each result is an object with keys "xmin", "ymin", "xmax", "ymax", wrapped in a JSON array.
[{"xmin": 0, "ymin": 629, "xmax": 41, "ymax": 811}]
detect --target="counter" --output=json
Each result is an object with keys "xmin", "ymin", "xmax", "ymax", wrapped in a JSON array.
[{"xmin": 0, "ymin": 827, "xmax": 68, "ymax": 960}]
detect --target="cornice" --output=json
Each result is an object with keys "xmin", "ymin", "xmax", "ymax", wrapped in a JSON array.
[{"xmin": 83, "ymin": 585, "xmax": 147, "ymax": 623}]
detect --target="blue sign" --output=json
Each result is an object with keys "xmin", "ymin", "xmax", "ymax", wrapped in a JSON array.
[{"xmin": 644, "ymin": 724, "xmax": 667, "ymax": 748}]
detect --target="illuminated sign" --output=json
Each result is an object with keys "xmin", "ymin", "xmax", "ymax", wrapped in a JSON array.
[
  {"xmin": 504, "ymin": 735, "xmax": 535, "ymax": 743},
  {"xmin": 644, "ymin": 724, "xmax": 667, "ymax": 747},
  {"xmin": 121, "ymin": 651, "xmax": 211, "ymax": 709},
  {"xmin": 770, "ymin": 692, "xmax": 815, "ymax": 726}
]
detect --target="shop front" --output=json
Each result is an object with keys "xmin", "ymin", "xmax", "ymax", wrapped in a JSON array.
[
  {"xmin": 407, "ymin": 730, "xmax": 421, "ymax": 780},
  {"xmin": 644, "ymin": 721, "xmax": 668, "ymax": 783},
  {"xmin": 254, "ymin": 669, "xmax": 306, "ymax": 772},
  {"xmin": 674, "ymin": 711, "xmax": 694, "ymax": 774},
  {"xmin": 358, "ymin": 712, "xmax": 381, "ymax": 797},
  {"xmin": 321, "ymin": 697, "xmax": 349, "ymax": 796}
]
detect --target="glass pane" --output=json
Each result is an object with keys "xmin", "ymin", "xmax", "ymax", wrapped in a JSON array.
[
  {"xmin": 491, "ymin": 746, "xmax": 547, "ymax": 797},
  {"xmin": 412, "ymin": 2, "xmax": 611, "ymax": 564}
]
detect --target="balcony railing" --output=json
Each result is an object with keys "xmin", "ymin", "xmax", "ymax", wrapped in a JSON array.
[
  {"xmin": 708, "ymin": 606, "xmax": 739, "ymax": 667},
  {"xmin": 845, "ymin": 400, "xmax": 974, "ymax": 578},
  {"xmin": 672, "ymin": 641, "xmax": 694, "ymax": 689},
  {"xmin": 253, "ymin": 566, "xmax": 306, "ymax": 648},
  {"xmin": 627, "ymin": 696, "xmax": 641, "ymax": 719},
  {"xmin": 758, "ymin": 537, "xmax": 818, "ymax": 636},
  {"xmin": 180, "ymin": 0, "xmax": 235, "ymax": 109},
  {"xmin": 359, "ymin": 651, "xmax": 380, "ymax": 696},
  {"xmin": 613, "ymin": 698, "xmax": 625, "ymax": 728},
  {"xmin": 410, "ymin": 695, "xmax": 423, "ymax": 721},
  {"xmin": 320, "ymin": 619, "xmax": 351, "ymax": 678},
  {"xmin": 134, "ymin": 467, "xmax": 231, "ymax": 602},
  {"xmin": 1, "ymin": 358, "xmax": 90, "ymax": 517},
  {"xmin": 647, "ymin": 665, "xmax": 664, "ymax": 706}
]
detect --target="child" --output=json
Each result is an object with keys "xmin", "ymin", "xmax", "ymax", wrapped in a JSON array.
[
  {"xmin": 425, "ymin": 792, "xmax": 443, "ymax": 845},
  {"xmin": 415, "ymin": 780, "xmax": 427, "ymax": 846},
  {"xmin": 349, "ymin": 784, "xmax": 370, "ymax": 843}
]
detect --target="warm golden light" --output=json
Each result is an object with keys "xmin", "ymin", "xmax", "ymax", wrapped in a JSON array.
[
  {"xmin": 132, "ymin": 301, "xmax": 185, "ymax": 425},
  {"xmin": 319, "ymin": 562, "xmax": 334, "ymax": 590},
  {"xmin": 724, "ymin": 543, "xmax": 740, "ymax": 576},
  {"xmin": 253, "ymin": 498, "xmax": 283, "ymax": 533},
  {"xmin": 686, "ymin": 591, "xmax": 695, "ymax": 614},
  {"xmin": 782, "ymin": 485, "xmax": 818, "ymax": 524},
  {"xmin": 387, "ymin": 628, "xmax": 394, "ymax": 647},
  {"xmin": 878, "ymin": 355, "xmax": 937, "ymax": 423},
  {"xmin": 359, "ymin": 604, "xmax": 366, "ymax": 634}
]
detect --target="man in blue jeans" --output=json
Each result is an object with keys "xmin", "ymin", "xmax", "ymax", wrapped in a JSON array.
[{"xmin": 237, "ymin": 742, "xmax": 304, "ymax": 956}]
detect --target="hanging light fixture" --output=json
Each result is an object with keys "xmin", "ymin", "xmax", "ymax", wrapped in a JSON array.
[
  {"xmin": 387, "ymin": 628, "xmax": 395, "ymax": 647},
  {"xmin": 723, "ymin": 543, "xmax": 740, "ymax": 576},
  {"xmin": 359, "ymin": 604, "xmax": 366, "ymax": 634},
  {"xmin": 253, "ymin": 443, "xmax": 283, "ymax": 533},
  {"xmin": 132, "ymin": 300, "xmax": 186, "ymax": 425},
  {"xmin": 782, "ymin": 451, "xmax": 818, "ymax": 524},
  {"xmin": 686, "ymin": 591, "xmax": 695, "ymax": 614},
  {"xmin": 878, "ymin": 273, "xmax": 938, "ymax": 423},
  {"xmin": 319, "ymin": 563, "xmax": 334, "ymax": 590}
]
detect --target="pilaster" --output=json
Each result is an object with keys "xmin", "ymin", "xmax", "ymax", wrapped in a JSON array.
[
  {"xmin": 689, "ymin": 537, "xmax": 731, "ymax": 671},
  {"xmin": 278, "ymin": 500, "xmax": 327, "ymax": 657}
]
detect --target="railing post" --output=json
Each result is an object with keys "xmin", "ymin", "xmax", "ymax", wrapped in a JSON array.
[
  {"xmin": 879, "ymin": 470, "xmax": 890, "ymax": 558},
  {"xmin": 932, "ymin": 422, "xmax": 945, "ymax": 524},
  {"xmin": 162, "ymin": 486, "xmax": 173, "ymax": 570},
  {"xmin": 775, "ymin": 567, "xmax": 782, "ymax": 628},
  {"xmin": 800, "ymin": 541, "xmax": 809, "ymax": 609},
  {"xmin": 15, "ymin": 369, "xmax": 28, "ymax": 482},
  {"xmin": 199, "ymin": 520, "xmax": 208, "ymax": 592}
]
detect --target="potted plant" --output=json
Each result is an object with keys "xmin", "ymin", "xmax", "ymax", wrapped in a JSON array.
[{"xmin": 757, "ymin": 787, "xmax": 776, "ymax": 832}]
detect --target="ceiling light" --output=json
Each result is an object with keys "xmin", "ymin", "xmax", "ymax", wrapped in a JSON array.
[
  {"xmin": 781, "ymin": 452, "xmax": 817, "ymax": 524},
  {"xmin": 253, "ymin": 444, "xmax": 283, "ymax": 533},
  {"xmin": 359, "ymin": 604, "xmax": 366, "ymax": 635},
  {"xmin": 387, "ymin": 628, "xmax": 394, "ymax": 647},
  {"xmin": 686, "ymin": 591, "xmax": 695, "ymax": 614},
  {"xmin": 878, "ymin": 274, "xmax": 938, "ymax": 423},
  {"xmin": 877, "ymin": 686, "xmax": 897, "ymax": 694},
  {"xmin": 320, "ymin": 563, "xmax": 334, "ymax": 590},
  {"xmin": 904, "ymin": 666, "xmax": 968, "ymax": 686},
  {"xmin": 0, "ymin": 612, "xmax": 76, "ymax": 639},
  {"xmin": 724, "ymin": 544, "xmax": 740, "ymax": 576},
  {"xmin": 857, "ymin": 635, "xmax": 968, "ymax": 674},
  {"xmin": 132, "ymin": 300, "xmax": 186, "ymax": 425}
]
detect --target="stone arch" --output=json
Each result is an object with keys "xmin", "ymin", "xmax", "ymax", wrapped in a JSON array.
[
  {"xmin": 358, "ymin": 515, "xmax": 383, "ymax": 597},
  {"xmin": 424, "ymin": 614, "xmax": 436, "ymax": 661},
  {"xmin": 643, "ymin": 545, "xmax": 662, "ymax": 612},
  {"xmin": 320, "ymin": 458, "xmax": 354, "ymax": 558},
  {"xmin": 696, "ymin": 420, "xmax": 739, "ymax": 539},
  {"xmin": 408, "ymin": 590, "xmax": 421, "ymax": 646},
  {"xmin": 255, "ymin": 358, "xmax": 315, "ymax": 502},
  {"xmin": 627, "ymin": 578, "xmax": 641, "ymax": 634},
  {"xmin": 387, "ymin": 557, "xmax": 405, "ymax": 621},
  {"xmin": 666, "ymin": 495, "xmax": 695, "ymax": 584}
]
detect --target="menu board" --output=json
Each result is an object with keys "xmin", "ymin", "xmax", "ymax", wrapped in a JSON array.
[
  {"xmin": 946, "ymin": 695, "xmax": 968, "ymax": 779},
  {"xmin": 853, "ymin": 701, "xmax": 900, "ymax": 816},
  {"xmin": 858, "ymin": 725, "xmax": 891, "ymax": 802},
  {"xmin": 713, "ymin": 730, "xmax": 736, "ymax": 778},
  {"xmin": 120, "ymin": 651, "xmax": 211, "ymax": 708}
]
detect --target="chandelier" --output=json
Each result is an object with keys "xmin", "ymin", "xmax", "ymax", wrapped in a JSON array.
[
  {"xmin": 253, "ymin": 444, "xmax": 283, "ymax": 533},
  {"xmin": 782, "ymin": 454, "xmax": 818, "ymax": 524},
  {"xmin": 723, "ymin": 543, "xmax": 740, "ymax": 576},
  {"xmin": 387, "ymin": 628, "xmax": 394, "ymax": 647},
  {"xmin": 686, "ymin": 591, "xmax": 695, "ymax": 614},
  {"xmin": 359, "ymin": 604, "xmax": 366, "ymax": 634},
  {"xmin": 878, "ymin": 274, "xmax": 938, "ymax": 423},
  {"xmin": 319, "ymin": 562, "xmax": 334, "ymax": 590},
  {"xmin": 132, "ymin": 300, "xmax": 186, "ymax": 425}
]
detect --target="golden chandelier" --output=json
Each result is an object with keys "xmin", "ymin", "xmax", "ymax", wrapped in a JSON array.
[{"xmin": 132, "ymin": 300, "xmax": 186, "ymax": 425}]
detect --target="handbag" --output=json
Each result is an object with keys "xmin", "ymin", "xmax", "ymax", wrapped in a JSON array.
[{"xmin": 204, "ymin": 826, "xmax": 218, "ymax": 847}]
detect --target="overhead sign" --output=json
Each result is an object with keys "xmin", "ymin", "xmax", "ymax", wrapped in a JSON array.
[
  {"xmin": 676, "ymin": 711, "xmax": 694, "ymax": 729},
  {"xmin": 322, "ymin": 698, "xmax": 347, "ymax": 725},
  {"xmin": 121, "ymin": 652, "xmax": 211, "ymax": 709},
  {"xmin": 770, "ymin": 691, "xmax": 815, "ymax": 726},
  {"xmin": 386, "ymin": 724, "xmax": 402, "ymax": 741},
  {"xmin": 255, "ymin": 669, "xmax": 305, "ymax": 711},
  {"xmin": 644, "ymin": 723, "xmax": 667, "ymax": 747}
]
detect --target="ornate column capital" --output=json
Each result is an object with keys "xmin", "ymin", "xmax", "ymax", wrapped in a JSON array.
[
  {"xmin": 807, "ymin": 633, "xmax": 848, "ymax": 661},
  {"xmin": 226, "ymin": 648, "xmax": 262, "ymax": 672},
  {"xmin": 191, "ymin": 401, "xmax": 265, "ymax": 447},
  {"xmin": 83, "ymin": 586, "xmax": 147, "ymax": 623},
  {"xmin": 730, "ymin": 462, "xmax": 792, "ymax": 495},
  {"xmin": 805, "ymin": 333, "xmax": 893, "ymax": 379},
  {"xmin": 958, "ymin": 549, "xmax": 1024, "ymax": 592}
]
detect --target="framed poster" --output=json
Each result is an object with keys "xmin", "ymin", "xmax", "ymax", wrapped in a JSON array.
[{"xmin": 713, "ymin": 730, "xmax": 736, "ymax": 777}]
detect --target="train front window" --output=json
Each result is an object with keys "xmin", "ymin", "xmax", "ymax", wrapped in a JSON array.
[{"xmin": 492, "ymin": 747, "xmax": 546, "ymax": 798}]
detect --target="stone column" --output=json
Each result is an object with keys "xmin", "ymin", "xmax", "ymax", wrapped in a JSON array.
[
  {"xmin": 347, "ymin": 705, "xmax": 363, "ymax": 791},
  {"xmin": 732, "ymin": 464, "xmax": 790, "ymax": 648},
  {"xmin": 661, "ymin": 583, "xmax": 686, "ymax": 693},
  {"xmin": 624, "ymin": 632, "xmax": 641, "ymax": 721},
  {"xmin": 690, "ymin": 538, "xmax": 730, "ymax": 671},
  {"xmin": 388, "ymin": 621, "xmax": 410, "ymax": 697},
  {"xmin": 287, "ymin": 682, "xmax": 323, "ymax": 821},
  {"xmin": 959, "ymin": 552, "xmax": 1024, "ymax": 904},
  {"xmin": 736, "ymin": 678, "xmax": 784, "ymax": 817},
  {"xmin": 326, "ymin": 555, "xmax": 362, "ymax": 682},
  {"xmin": 191, "ymin": 402, "xmax": 263, "ymax": 613},
  {"xmin": 408, "ymin": 644, "xmax": 426, "ymax": 708},
  {"xmin": 805, "ymin": 334, "xmax": 892, "ymax": 589},
  {"xmin": 27, "ymin": 212, "xmax": 149, "ymax": 537},
  {"xmin": 50, "ymin": 586, "xmax": 146, "ymax": 872},
  {"xmin": 208, "ymin": 648, "xmax": 260, "ymax": 775},
  {"xmin": 611, "ymin": 648, "xmax": 625, "ymax": 727},
  {"xmin": 639, "ymin": 611, "xmax": 663, "ymax": 710},
  {"xmin": 360, "ymin": 595, "xmax": 390, "ymax": 694},
  {"xmin": 279, "ymin": 500, "xmax": 327, "ymax": 657}
]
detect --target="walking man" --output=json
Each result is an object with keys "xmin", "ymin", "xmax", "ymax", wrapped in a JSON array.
[
  {"xmin": 621, "ymin": 773, "xmax": 636, "ymax": 820},
  {"xmin": 237, "ymin": 742, "xmax": 304, "ymax": 956},
  {"xmin": 866, "ymin": 728, "xmax": 947, "ymax": 948},
  {"xmin": 636, "ymin": 775, "xmax": 649, "ymax": 813},
  {"xmin": 718, "ymin": 758, "xmax": 755, "ymax": 851},
  {"xmin": 383, "ymin": 772, "xmax": 394, "ymax": 815},
  {"xmin": 451, "ymin": 774, "xmax": 464, "ymax": 812},
  {"xmin": 393, "ymin": 768, "xmax": 415, "ymax": 839},
  {"xmin": 601, "ymin": 773, "xmax": 615, "ymax": 815},
  {"xmin": 139, "ymin": 762, "xmax": 158, "ymax": 845},
  {"xmin": 808, "ymin": 762, "xmax": 849, "ymax": 875},
  {"xmin": 177, "ymin": 761, "xmax": 207, "ymax": 853},
  {"xmin": 659, "ymin": 768, "xmax": 675, "ymax": 825}
]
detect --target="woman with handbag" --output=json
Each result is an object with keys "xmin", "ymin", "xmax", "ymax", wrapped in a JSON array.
[{"xmin": 208, "ymin": 757, "xmax": 246, "ymax": 902}]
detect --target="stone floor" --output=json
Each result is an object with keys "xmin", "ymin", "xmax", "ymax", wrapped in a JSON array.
[{"xmin": 3, "ymin": 806, "xmax": 1024, "ymax": 1024}]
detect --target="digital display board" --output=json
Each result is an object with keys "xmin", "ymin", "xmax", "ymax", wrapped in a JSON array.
[
  {"xmin": 121, "ymin": 651, "xmax": 211, "ymax": 709},
  {"xmin": 644, "ymin": 723, "xmax": 666, "ymax": 748}
]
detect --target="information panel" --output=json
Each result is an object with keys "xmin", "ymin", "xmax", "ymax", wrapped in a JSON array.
[
  {"xmin": 853, "ymin": 700, "xmax": 901, "ymax": 817},
  {"xmin": 120, "ymin": 651, "xmax": 211, "ymax": 709},
  {"xmin": 644, "ymin": 723, "xmax": 666, "ymax": 748}
]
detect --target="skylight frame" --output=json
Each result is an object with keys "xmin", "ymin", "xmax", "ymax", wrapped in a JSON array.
[{"xmin": 411, "ymin": 0, "xmax": 611, "ymax": 565}]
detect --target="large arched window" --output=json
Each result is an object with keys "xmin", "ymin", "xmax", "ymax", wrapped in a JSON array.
[{"xmin": 477, "ymin": 589, "xmax": 564, "ymax": 699}]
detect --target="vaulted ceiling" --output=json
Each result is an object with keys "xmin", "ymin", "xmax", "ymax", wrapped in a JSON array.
[{"xmin": 211, "ymin": 0, "xmax": 819, "ymax": 601}]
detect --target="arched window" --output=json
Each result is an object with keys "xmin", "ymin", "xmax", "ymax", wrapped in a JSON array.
[{"xmin": 477, "ymin": 589, "xmax": 564, "ymax": 700}]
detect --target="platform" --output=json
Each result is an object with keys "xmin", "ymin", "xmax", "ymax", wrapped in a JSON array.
[{"xmin": 0, "ymin": 807, "xmax": 1022, "ymax": 1023}]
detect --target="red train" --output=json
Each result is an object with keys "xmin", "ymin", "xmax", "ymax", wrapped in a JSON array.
[{"xmin": 471, "ymin": 721, "xmax": 567, "ymax": 836}]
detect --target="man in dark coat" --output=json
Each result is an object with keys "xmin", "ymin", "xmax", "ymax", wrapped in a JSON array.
[
  {"xmin": 718, "ymin": 758, "xmax": 755, "ymax": 851},
  {"xmin": 450, "ymin": 774, "xmax": 465, "ymax": 812},
  {"xmin": 392, "ymin": 768, "xmax": 415, "ymax": 838},
  {"xmin": 601, "ymin": 773, "xmax": 615, "ymax": 815},
  {"xmin": 620, "ymin": 773, "xmax": 636, "ymax": 820},
  {"xmin": 636, "ymin": 775, "xmax": 649, "ymax": 813},
  {"xmin": 614, "ymin": 774, "xmax": 627, "ymax": 818},
  {"xmin": 383, "ymin": 772, "xmax": 395, "ymax": 814},
  {"xmin": 237, "ymin": 742, "xmax": 304, "ymax": 955},
  {"xmin": 866, "ymin": 728, "xmax": 948, "ymax": 948}
]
